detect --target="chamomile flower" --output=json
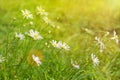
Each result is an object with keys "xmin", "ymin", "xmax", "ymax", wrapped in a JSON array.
[
  {"xmin": 111, "ymin": 30, "xmax": 119, "ymax": 44},
  {"xmin": 91, "ymin": 53, "xmax": 100, "ymax": 66},
  {"xmin": 84, "ymin": 28, "xmax": 93, "ymax": 35},
  {"xmin": 21, "ymin": 9, "xmax": 33, "ymax": 19},
  {"xmin": 71, "ymin": 60, "xmax": 80, "ymax": 69},
  {"xmin": 50, "ymin": 40, "xmax": 58, "ymax": 48},
  {"xmin": 27, "ymin": 50, "xmax": 43, "ymax": 66},
  {"xmin": 61, "ymin": 42, "xmax": 70, "ymax": 50},
  {"xmin": 43, "ymin": 16, "xmax": 50, "ymax": 24},
  {"xmin": 95, "ymin": 36, "xmax": 105, "ymax": 53},
  {"xmin": 0, "ymin": 55, "xmax": 5, "ymax": 63},
  {"xmin": 36, "ymin": 6, "xmax": 48, "ymax": 16},
  {"xmin": 42, "ymin": 16, "xmax": 55, "ymax": 26},
  {"xmin": 58, "ymin": 41, "xmax": 70, "ymax": 50},
  {"xmin": 99, "ymin": 42, "xmax": 104, "ymax": 53},
  {"xmin": 50, "ymin": 40, "xmax": 70, "ymax": 50},
  {"xmin": 57, "ymin": 41, "xmax": 63, "ymax": 48},
  {"xmin": 32, "ymin": 54, "xmax": 42, "ymax": 66},
  {"xmin": 26, "ymin": 29, "xmax": 43, "ymax": 40},
  {"xmin": 15, "ymin": 32, "xmax": 25, "ymax": 40}
]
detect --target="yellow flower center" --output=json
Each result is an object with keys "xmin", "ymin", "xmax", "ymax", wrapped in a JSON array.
[{"xmin": 34, "ymin": 34, "xmax": 39, "ymax": 40}]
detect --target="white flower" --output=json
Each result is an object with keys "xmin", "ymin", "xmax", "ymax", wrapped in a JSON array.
[
  {"xmin": 95, "ymin": 36, "xmax": 100, "ymax": 42},
  {"xmin": 62, "ymin": 42, "xmax": 70, "ymax": 50},
  {"xmin": 111, "ymin": 30, "xmax": 119, "ymax": 44},
  {"xmin": 71, "ymin": 60, "xmax": 80, "ymax": 69},
  {"xmin": 42, "ymin": 16, "xmax": 56, "ymax": 27},
  {"xmin": 50, "ymin": 40, "xmax": 70, "ymax": 50},
  {"xmin": 0, "ymin": 55, "xmax": 5, "ymax": 63},
  {"xmin": 15, "ymin": 33, "xmax": 25, "ymax": 40},
  {"xmin": 43, "ymin": 16, "xmax": 50, "ymax": 24},
  {"xmin": 21, "ymin": 9, "xmax": 33, "ymax": 19},
  {"xmin": 26, "ymin": 29, "xmax": 43, "ymax": 40},
  {"xmin": 84, "ymin": 28, "xmax": 93, "ymax": 35},
  {"xmin": 91, "ymin": 53, "xmax": 100, "ymax": 66},
  {"xmin": 57, "ymin": 41, "xmax": 63, "ymax": 48},
  {"xmin": 32, "ymin": 54, "xmax": 42, "ymax": 66},
  {"xmin": 58, "ymin": 41, "xmax": 70, "ymax": 50},
  {"xmin": 99, "ymin": 42, "xmax": 105, "ymax": 53},
  {"xmin": 36, "ymin": 6, "xmax": 48, "ymax": 16},
  {"xmin": 72, "ymin": 64, "xmax": 80, "ymax": 69},
  {"xmin": 50, "ymin": 40, "xmax": 58, "ymax": 48},
  {"xmin": 95, "ymin": 36, "xmax": 105, "ymax": 53}
]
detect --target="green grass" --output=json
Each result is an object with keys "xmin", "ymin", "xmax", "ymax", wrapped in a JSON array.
[{"xmin": 0, "ymin": 0, "xmax": 120, "ymax": 80}]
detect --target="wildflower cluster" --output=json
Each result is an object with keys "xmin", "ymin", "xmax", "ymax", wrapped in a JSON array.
[
  {"xmin": 36, "ymin": 6, "xmax": 58, "ymax": 28},
  {"xmin": 95, "ymin": 30, "xmax": 119, "ymax": 53},
  {"xmin": 13, "ymin": 6, "xmax": 70, "ymax": 67},
  {"xmin": 2, "ymin": 1, "xmax": 120, "ymax": 79},
  {"xmin": 11, "ymin": 5, "xmax": 120, "ymax": 70},
  {"xmin": 50, "ymin": 40, "xmax": 70, "ymax": 50},
  {"xmin": 8, "ymin": 5, "xmax": 120, "ymax": 77},
  {"xmin": 15, "ymin": 29, "xmax": 43, "ymax": 41}
]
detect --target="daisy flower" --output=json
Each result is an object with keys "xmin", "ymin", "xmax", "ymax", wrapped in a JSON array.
[
  {"xmin": 58, "ymin": 41, "xmax": 70, "ymax": 50},
  {"xmin": 27, "ymin": 50, "xmax": 43, "ymax": 66},
  {"xmin": 91, "ymin": 53, "xmax": 100, "ymax": 66},
  {"xmin": 26, "ymin": 29, "xmax": 43, "ymax": 40},
  {"xmin": 50, "ymin": 40, "xmax": 58, "ymax": 48},
  {"xmin": 32, "ymin": 54, "xmax": 42, "ymax": 66},
  {"xmin": 36, "ymin": 6, "xmax": 48, "ymax": 16},
  {"xmin": 15, "ymin": 32, "xmax": 25, "ymax": 40},
  {"xmin": 21, "ymin": 9, "xmax": 33, "ymax": 19},
  {"xmin": 71, "ymin": 60, "xmax": 80, "ymax": 69},
  {"xmin": 0, "ymin": 55, "xmax": 5, "ymax": 63},
  {"xmin": 43, "ymin": 16, "xmax": 50, "ymax": 24},
  {"xmin": 42, "ymin": 16, "xmax": 55, "ymax": 27},
  {"xmin": 50, "ymin": 40, "xmax": 70, "ymax": 50},
  {"xmin": 111, "ymin": 30, "xmax": 119, "ymax": 44},
  {"xmin": 95, "ymin": 36, "xmax": 105, "ymax": 53},
  {"xmin": 61, "ymin": 42, "xmax": 70, "ymax": 50}
]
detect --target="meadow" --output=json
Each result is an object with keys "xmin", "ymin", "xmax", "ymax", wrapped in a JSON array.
[{"xmin": 0, "ymin": 0, "xmax": 120, "ymax": 80}]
